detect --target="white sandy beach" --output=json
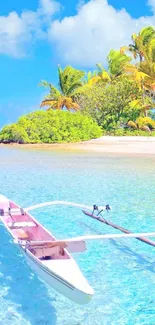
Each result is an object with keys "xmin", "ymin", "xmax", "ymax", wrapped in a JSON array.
[
  {"xmin": 81, "ymin": 136, "xmax": 155, "ymax": 155},
  {"xmin": 1, "ymin": 136, "xmax": 155, "ymax": 155}
]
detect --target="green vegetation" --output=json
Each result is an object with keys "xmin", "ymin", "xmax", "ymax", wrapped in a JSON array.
[
  {"xmin": 1, "ymin": 26, "xmax": 155, "ymax": 143},
  {"xmin": 0, "ymin": 111, "xmax": 102, "ymax": 144},
  {"xmin": 40, "ymin": 65, "xmax": 85, "ymax": 110},
  {"xmin": 76, "ymin": 77, "xmax": 142, "ymax": 131}
]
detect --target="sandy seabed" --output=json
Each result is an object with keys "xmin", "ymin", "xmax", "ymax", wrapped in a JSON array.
[{"xmin": 1, "ymin": 136, "xmax": 155, "ymax": 155}]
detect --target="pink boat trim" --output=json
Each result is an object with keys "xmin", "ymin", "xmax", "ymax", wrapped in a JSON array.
[{"xmin": 1, "ymin": 199, "xmax": 70, "ymax": 261}]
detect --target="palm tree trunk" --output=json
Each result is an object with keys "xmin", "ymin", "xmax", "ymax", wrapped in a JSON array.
[
  {"xmin": 140, "ymin": 54, "xmax": 143, "ymax": 63},
  {"xmin": 141, "ymin": 78, "xmax": 148, "ymax": 117}
]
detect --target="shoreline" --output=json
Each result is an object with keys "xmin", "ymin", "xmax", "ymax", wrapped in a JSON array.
[{"xmin": 1, "ymin": 136, "xmax": 155, "ymax": 155}]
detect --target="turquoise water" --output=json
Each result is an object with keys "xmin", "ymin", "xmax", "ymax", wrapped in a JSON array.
[{"xmin": 0, "ymin": 146, "xmax": 154, "ymax": 325}]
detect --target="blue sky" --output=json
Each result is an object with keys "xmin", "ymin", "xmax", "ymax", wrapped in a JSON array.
[{"xmin": 0, "ymin": 0, "xmax": 155, "ymax": 127}]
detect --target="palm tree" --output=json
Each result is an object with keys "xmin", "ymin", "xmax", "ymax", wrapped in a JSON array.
[
  {"xmin": 122, "ymin": 38, "xmax": 155, "ymax": 99},
  {"xmin": 138, "ymin": 39, "xmax": 155, "ymax": 95},
  {"xmin": 121, "ymin": 62, "xmax": 154, "ymax": 114},
  {"xmin": 95, "ymin": 50, "xmax": 131, "ymax": 84},
  {"xmin": 83, "ymin": 70, "xmax": 100, "ymax": 86},
  {"xmin": 107, "ymin": 50, "xmax": 131, "ymax": 77},
  {"xmin": 127, "ymin": 98, "xmax": 152, "ymax": 117},
  {"xmin": 121, "ymin": 26, "xmax": 155, "ymax": 62},
  {"xmin": 96, "ymin": 63, "xmax": 111, "ymax": 82},
  {"xmin": 40, "ymin": 65, "xmax": 85, "ymax": 110}
]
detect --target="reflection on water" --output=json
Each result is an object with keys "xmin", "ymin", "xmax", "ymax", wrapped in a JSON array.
[
  {"xmin": 0, "ymin": 146, "xmax": 155, "ymax": 325},
  {"xmin": 0, "ymin": 227, "xmax": 56, "ymax": 325}
]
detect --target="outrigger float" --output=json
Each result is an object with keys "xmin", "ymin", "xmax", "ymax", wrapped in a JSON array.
[{"xmin": 0, "ymin": 195, "xmax": 155, "ymax": 305}]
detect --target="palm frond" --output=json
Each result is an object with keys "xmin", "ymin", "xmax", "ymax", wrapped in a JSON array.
[
  {"xmin": 39, "ymin": 80, "xmax": 52, "ymax": 89},
  {"xmin": 108, "ymin": 49, "xmax": 131, "ymax": 77},
  {"xmin": 40, "ymin": 99, "xmax": 57, "ymax": 108},
  {"xmin": 58, "ymin": 64, "xmax": 64, "ymax": 93},
  {"xmin": 127, "ymin": 120, "xmax": 138, "ymax": 129},
  {"xmin": 131, "ymin": 33, "xmax": 137, "ymax": 42},
  {"xmin": 87, "ymin": 75, "xmax": 101, "ymax": 85},
  {"xmin": 96, "ymin": 63, "xmax": 105, "ymax": 73},
  {"xmin": 63, "ymin": 97, "xmax": 79, "ymax": 110},
  {"xmin": 140, "ymin": 26, "xmax": 155, "ymax": 45},
  {"xmin": 59, "ymin": 66, "xmax": 85, "ymax": 96},
  {"xmin": 66, "ymin": 82, "xmax": 84, "ymax": 96},
  {"xmin": 120, "ymin": 46, "xmax": 128, "ymax": 54}
]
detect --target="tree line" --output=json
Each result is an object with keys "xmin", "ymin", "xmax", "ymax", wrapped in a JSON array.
[
  {"xmin": 1, "ymin": 26, "xmax": 155, "ymax": 143},
  {"xmin": 40, "ymin": 26, "xmax": 155, "ymax": 134}
]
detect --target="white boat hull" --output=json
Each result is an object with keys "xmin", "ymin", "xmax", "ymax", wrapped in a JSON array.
[{"xmin": 22, "ymin": 248, "xmax": 93, "ymax": 305}]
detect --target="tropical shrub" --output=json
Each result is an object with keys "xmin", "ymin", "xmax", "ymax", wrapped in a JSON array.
[
  {"xmin": 0, "ymin": 124, "xmax": 29, "ymax": 143},
  {"xmin": 0, "ymin": 110, "xmax": 102, "ymax": 144},
  {"xmin": 77, "ymin": 77, "xmax": 141, "ymax": 130},
  {"xmin": 136, "ymin": 117, "xmax": 155, "ymax": 130},
  {"xmin": 126, "ymin": 116, "xmax": 155, "ymax": 133},
  {"xmin": 110, "ymin": 128, "xmax": 155, "ymax": 136}
]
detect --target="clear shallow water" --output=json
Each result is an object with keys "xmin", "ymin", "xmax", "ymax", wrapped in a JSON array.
[{"xmin": 0, "ymin": 146, "xmax": 155, "ymax": 325}]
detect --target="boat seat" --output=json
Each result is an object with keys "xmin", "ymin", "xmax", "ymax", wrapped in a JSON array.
[
  {"xmin": 7, "ymin": 221, "xmax": 36, "ymax": 228},
  {"xmin": 31, "ymin": 245, "xmax": 64, "ymax": 259},
  {"xmin": 0, "ymin": 208, "xmax": 25, "ymax": 216},
  {"xmin": 12, "ymin": 228, "xmax": 29, "ymax": 239}
]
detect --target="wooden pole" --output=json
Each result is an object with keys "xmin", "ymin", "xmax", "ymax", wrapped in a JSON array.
[{"xmin": 82, "ymin": 210, "xmax": 155, "ymax": 247}]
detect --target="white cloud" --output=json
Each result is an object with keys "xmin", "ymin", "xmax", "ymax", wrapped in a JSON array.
[
  {"xmin": 0, "ymin": 12, "xmax": 28, "ymax": 57},
  {"xmin": 1, "ymin": 0, "xmax": 155, "ymax": 64},
  {"xmin": 48, "ymin": 0, "xmax": 155, "ymax": 66},
  {"xmin": 40, "ymin": 0, "xmax": 61, "ymax": 15},
  {"xmin": 0, "ymin": 0, "xmax": 60, "ymax": 57},
  {"xmin": 148, "ymin": 0, "xmax": 155, "ymax": 12}
]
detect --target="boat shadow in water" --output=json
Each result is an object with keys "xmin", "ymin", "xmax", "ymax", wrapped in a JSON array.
[
  {"xmin": 111, "ymin": 239, "xmax": 155, "ymax": 273},
  {"xmin": 79, "ymin": 220, "xmax": 155, "ymax": 274},
  {"xmin": 0, "ymin": 226, "xmax": 57, "ymax": 325}
]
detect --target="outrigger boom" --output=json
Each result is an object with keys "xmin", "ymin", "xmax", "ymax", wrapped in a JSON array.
[
  {"xmin": 24, "ymin": 200, "xmax": 155, "ymax": 248},
  {"xmin": 25, "ymin": 201, "xmax": 110, "ymax": 213},
  {"xmin": 17, "ymin": 231, "xmax": 155, "ymax": 246},
  {"xmin": 16, "ymin": 231, "xmax": 155, "ymax": 253}
]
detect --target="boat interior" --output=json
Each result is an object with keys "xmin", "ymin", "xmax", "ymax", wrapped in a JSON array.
[{"xmin": 1, "ymin": 201, "xmax": 70, "ymax": 261}]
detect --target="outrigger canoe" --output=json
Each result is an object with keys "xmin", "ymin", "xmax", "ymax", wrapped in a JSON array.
[
  {"xmin": 0, "ymin": 195, "xmax": 93, "ymax": 304},
  {"xmin": 0, "ymin": 195, "xmax": 155, "ymax": 304}
]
